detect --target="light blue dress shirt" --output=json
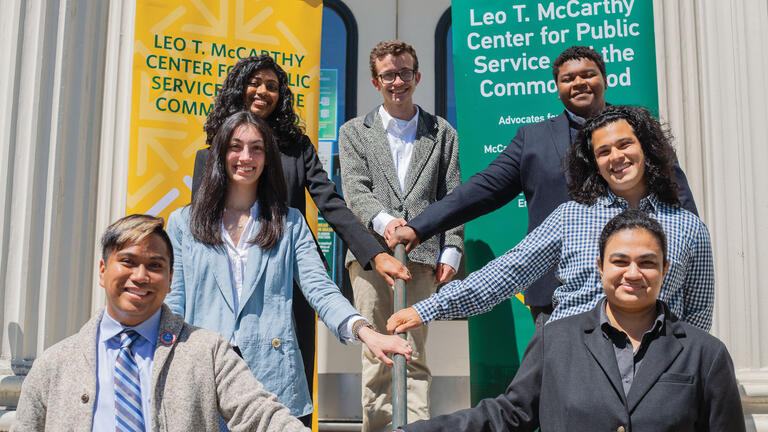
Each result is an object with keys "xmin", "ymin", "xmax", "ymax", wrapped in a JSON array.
[{"xmin": 92, "ymin": 308, "xmax": 161, "ymax": 432}]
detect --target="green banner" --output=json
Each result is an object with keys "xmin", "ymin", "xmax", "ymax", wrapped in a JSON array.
[
  {"xmin": 450, "ymin": 0, "xmax": 659, "ymax": 403},
  {"xmin": 317, "ymin": 215, "xmax": 336, "ymax": 278}
]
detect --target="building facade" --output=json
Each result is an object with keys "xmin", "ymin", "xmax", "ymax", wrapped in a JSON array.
[{"xmin": 1, "ymin": 0, "xmax": 767, "ymax": 430}]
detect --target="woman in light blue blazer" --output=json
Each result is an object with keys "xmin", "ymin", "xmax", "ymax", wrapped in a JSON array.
[{"xmin": 165, "ymin": 111, "xmax": 411, "ymax": 422}]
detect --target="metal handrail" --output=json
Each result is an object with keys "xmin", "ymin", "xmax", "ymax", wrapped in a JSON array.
[{"xmin": 392, "ymin": 244, "xmax": 408, "ymax": 429}]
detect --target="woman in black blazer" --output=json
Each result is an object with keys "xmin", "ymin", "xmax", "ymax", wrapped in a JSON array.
[
  {"xmin": 191, "ymin": 55, "xmax": 410, "ymax": 406},
  {"xmin": 400, "ymin": 210, "xmax": 744, "ymax": 432}
]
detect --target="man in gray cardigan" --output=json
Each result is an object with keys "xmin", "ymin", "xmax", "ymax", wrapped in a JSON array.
[
  {"xmin": 12, "ymin": 214, "xmax": 306, "ymax": 432},
  {"xmin": 339, "ymin": 40, "xmax": 463, "ymax": 432}
]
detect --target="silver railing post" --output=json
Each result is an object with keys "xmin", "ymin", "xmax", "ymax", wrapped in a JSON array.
[{"xmin": 392, "ymin": 244, "xmax": 408, "ymax": 429}]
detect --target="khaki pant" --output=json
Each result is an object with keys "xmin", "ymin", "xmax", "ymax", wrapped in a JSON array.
[{"xmin": 349, "ymin": 260, "xmax": 435, "ymax": 432}]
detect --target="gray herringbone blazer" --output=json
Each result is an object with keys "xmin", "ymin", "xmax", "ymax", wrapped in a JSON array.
[
  {"xmin": 12, "ymin": 304, "xmax": 308, "ymax": 432},
  {"xmin": 340, "ymin": 106, "xmax": 463, "ymax": 267}
]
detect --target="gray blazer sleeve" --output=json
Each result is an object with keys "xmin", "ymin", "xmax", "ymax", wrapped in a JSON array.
[
  {"xmin": 214, "ymin": 337, "xmax": 309, "ymax": 431},
  {"xmin": 338, "ymin": 122, "xmax": 388, "ymax": 229},
  {"xmin": 437, "ymin": 122, "xmax": 464, "ymax": 252}
]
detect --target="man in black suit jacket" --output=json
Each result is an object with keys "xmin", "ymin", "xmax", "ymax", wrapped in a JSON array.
[
  {"xmin": 389, "ymin": 46, "xmax": 698, "ymax": 325},
  {"xmin": 400, "ymin": 210, "xmax": 744, "ymax": 432}
]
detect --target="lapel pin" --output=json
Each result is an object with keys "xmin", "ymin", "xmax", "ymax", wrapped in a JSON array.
[{"xmin": 159, "ymin": 331, "xmax": 176, "ymax": 345}]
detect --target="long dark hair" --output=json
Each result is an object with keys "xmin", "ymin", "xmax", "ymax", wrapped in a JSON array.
[
  {"xmin": 191, "ymin": 111, "xmax": 287, "ymax": 249},
  {"xmin": 204, "ymin": 55, "xmax": 303, "ymax": 150},
  {"xmin": 567, "ymin": 105, "xmax": 680, "ymax": 206}
]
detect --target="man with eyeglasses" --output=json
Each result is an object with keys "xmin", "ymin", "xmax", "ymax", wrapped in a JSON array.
[{"xmin": 339, "ymin": 40, "xmax": 463, "ymax": 432}]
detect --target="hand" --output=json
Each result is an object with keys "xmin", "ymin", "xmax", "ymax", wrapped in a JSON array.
[
  {"xmin": 386, "ymin": 307, "xmax": 424, "ymax": 334},
  {"xmin": 383, "ymin": 218, "xmax": 407, "ymax": 244},
  {"xmin": 358, "ymin": 326, "xmax": 413, "ymax": 366},
  {"xmin": 386, "ymin": 225, "xmax": 421, "ymax": 252},
  {"xmin": 434, "ymin": 263, "xmax": 456, "ymax": 285},
  {"xmin": 372, "ymin": 252, "xmax": 411, "ymax": 286}
]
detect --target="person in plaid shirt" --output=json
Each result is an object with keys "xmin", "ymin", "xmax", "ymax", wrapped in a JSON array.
[{"xmin": 387, "ymin": 105, "xmax": 714, "ymax": 333}]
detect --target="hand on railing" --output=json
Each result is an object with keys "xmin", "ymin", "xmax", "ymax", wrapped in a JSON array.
[
  {"xmin": 386, "ymin": 307, "xmax": 424, "ymax": 335},
  {"xmin": 384, "ymin": 218, "xmax": 407, "ymax": 244},
  {"xmin": 358, "ymin": 327, "xmax": 412, "ymax": 366},
  {"xmin": 372, "ymin": 252, "xmax": 411, "ymax": 286},
  {"xmin": 386, "ymin": 225, "xmax": 421, "ymax": 252}
]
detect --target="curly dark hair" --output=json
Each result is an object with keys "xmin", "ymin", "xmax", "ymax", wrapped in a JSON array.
[
  {"xmin": 203, "ymin": 55, "xmax": 303, "ymax": 150},
  {"xmin": 566, "ymin": 105, "xmax": 680, "ymax": 206},
  {"xmin": 191, "ymin": 111, "xmax": 287, "ymax": 249},
  {"xmin": 552, "ymin": 46, "xmax": 607, "ymax": 82}
]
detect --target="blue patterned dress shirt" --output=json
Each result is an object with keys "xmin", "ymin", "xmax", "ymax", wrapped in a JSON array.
[
  {"xmin": 412, "ymin": 193, "xmax": 714, "ymax": 330},
  {"xmin": 93, "ymin": 308, "xmax": 161, "ymax": 432}
]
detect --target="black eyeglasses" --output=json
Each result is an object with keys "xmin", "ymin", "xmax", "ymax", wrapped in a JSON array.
[{"xmin": 377, "ymin": 69, "xmax": 416, "ymax": 84}]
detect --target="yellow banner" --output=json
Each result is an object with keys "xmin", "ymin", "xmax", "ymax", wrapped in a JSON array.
[{"xmin": 128, "ymin": 0, "xmax": 323, "ymax": 221}]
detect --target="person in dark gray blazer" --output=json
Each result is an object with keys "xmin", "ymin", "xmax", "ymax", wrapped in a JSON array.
[
  {"xmin": 399, "ymin": 210, "xmax": 744, "ymax": 432},
  {"xmin": 389, "ymin": 46, "xmax": 698, "ymax": 326}
]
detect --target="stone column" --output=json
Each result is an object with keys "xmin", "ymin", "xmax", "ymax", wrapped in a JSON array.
[
  {"xmin": 0, "ymin": 0, "xmax": 111, "ymax": 429},
  {"xmin": 654, "ymin": 0, "xmax": 768, "ymax": 428}
]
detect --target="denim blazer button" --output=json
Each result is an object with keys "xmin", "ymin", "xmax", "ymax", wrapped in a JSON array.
[{"xmin": 271, "ymin": 338, "xmax": 281, "ymax": 349}]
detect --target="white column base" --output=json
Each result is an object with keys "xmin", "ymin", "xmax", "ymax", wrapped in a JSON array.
[
  {"xmin": 747, "ymin": 414, "xmax": 768, "ymax": 432},
  {"xmin": 0, "ymin": 410, "xmax": 17, "ymax": 432}
]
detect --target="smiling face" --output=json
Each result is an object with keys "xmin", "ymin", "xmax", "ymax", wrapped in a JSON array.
[
  {"xmin": 371, "ymin": 53, "xmax": 421, "ymax": 112},
  {"xmin": 556, "ymin": 58, "xmax": 606, "ymax": 118},
  {"xmin": 100, "ymin": 234, "xmax": 172, "ymax": 326},
  {"xmin": 592, "ymin": 119, "xmax": 647, "ymax": 204},
  {"xmin": 599, "ymin": 227, "xmax": 669, "ymax": 314},
  {"xmin": 244, "ymin": 68, "xmax": 280, "ymax": 119},
  {"xmin": 225, "ymin": 124, "xmax": 266, "ymax": 189}
]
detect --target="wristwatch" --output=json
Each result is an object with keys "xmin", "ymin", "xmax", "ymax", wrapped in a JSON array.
[{"xmin": 352, "ymin": 319, "xmax": 376, "ymax": 341}]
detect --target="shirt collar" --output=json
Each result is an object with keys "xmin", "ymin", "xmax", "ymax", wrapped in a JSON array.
[
  {"xmin": 596, "ymin": 191, "xmax": 660, "ymax": 213},
  {"xmin": 379, "ymin": 105, "xmax": 419, "ymax": 137},
  {"xmin": 248, "ymin": 201, "xmax": 260, "ymax": 216},
  {"xmin": 221, "ymin": 201, "xmax": 260, "ymax": 246},
  {"xmin": 565, "ymin": 108, "xmax": 587, "ymax": 126},
  {"xmin": 599, "ymin": 298, "xmax": 666, "ymax": 338},
  {"xmin": 99, "ymin": 307, "xmax": 162, "ymax": 347}
]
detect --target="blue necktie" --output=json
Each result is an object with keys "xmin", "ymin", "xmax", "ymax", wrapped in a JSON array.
[{"xmin": 114, "ymin": 330, "xmax": 145, "ymax": 432}]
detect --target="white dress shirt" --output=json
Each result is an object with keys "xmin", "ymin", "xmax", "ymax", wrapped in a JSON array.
[
  {"xmin": 222, "ymin": 202, "xmax": 364, "ymax": 343},
  {"xmin": 372, "ymin": 105, "xmax": 462, "ymax": 270}
]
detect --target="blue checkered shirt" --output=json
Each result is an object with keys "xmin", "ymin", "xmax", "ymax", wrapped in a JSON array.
[{"xmin": 412, "ymin": 193, "xmax": 714, "ymax": 331}]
